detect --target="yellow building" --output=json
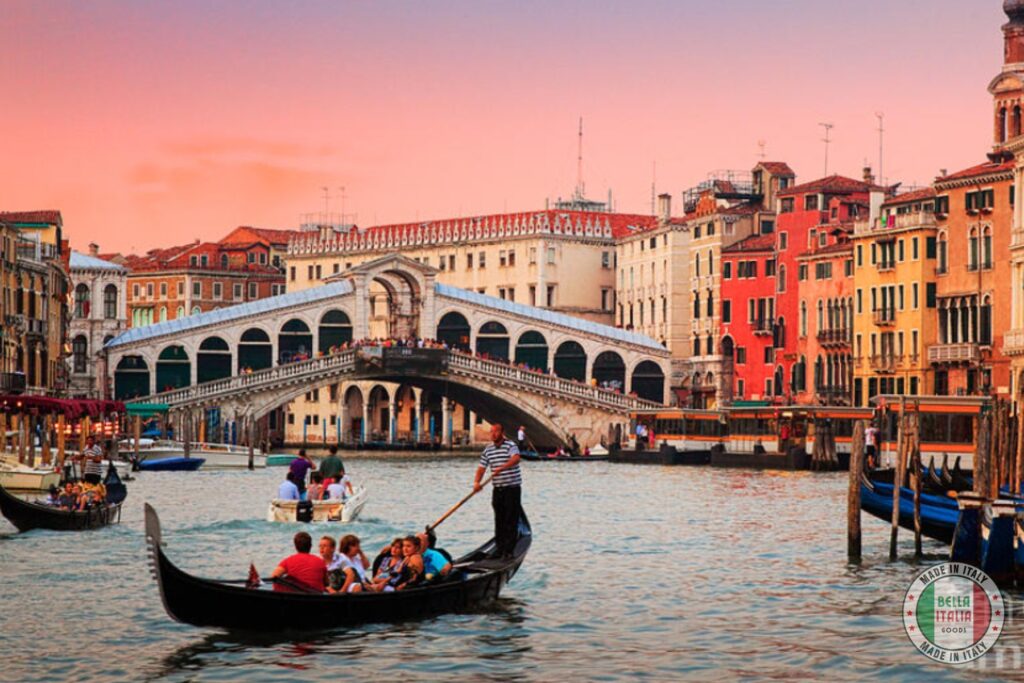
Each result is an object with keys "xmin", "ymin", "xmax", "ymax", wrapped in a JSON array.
[{"xmin": 851, "ymin": 190, "xmax": 939, "ymax": 405}]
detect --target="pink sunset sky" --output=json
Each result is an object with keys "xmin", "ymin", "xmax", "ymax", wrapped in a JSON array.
[{"xmin": 0, "ymin": 0, "xmax": 1009, "ymax": 253}]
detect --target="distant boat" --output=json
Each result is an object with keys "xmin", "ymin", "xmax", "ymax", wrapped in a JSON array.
[
  {"xmin": 136, "ymin": 457, "xmax": 205, "ymax": 472},
  {"xmin": 266, "ymin": 454, "xmax": 299, "ymax": 467},
  {"xmin": 0, "ymin": 455, "xmax": 61, "ymax": 491},
  {"xmin": 122, "ymin": 439, "xmax": 266, "ymax": 469},
  {"xmin": 0, "ymin": 466, "xmax": 126, "ymax": 532},
  {"xmin": 267, "ymin": 486, "xmax": 368, "ymax": 523}
]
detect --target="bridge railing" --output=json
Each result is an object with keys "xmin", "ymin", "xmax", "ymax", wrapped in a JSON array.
[
  {"xmin": 446, "ymin": 352, "xmax": 662, "ymax": 411},
  {"xmin": 145, "ymin": 347, "xmax": 663, "ymax": 412}
]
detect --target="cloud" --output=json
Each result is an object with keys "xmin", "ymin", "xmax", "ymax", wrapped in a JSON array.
[{"xmin": 162, "ymin": 136, "xmax": 336, "ymax": 159}]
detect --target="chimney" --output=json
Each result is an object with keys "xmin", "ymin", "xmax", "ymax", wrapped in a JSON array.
[
  {"xmin": 88, "ymin": 242, "xmax": 99, "ymax": 256},
  {"xmin": 657, "ymin": 193, "xmax": 672, "ymax": 223},
  {"xmin": 939, "ymin": 168, "xmax": 948, "ymax": 178},
  {"xmin": 863, "ymin": 166, "xmax": 875, "ymax": 185}
]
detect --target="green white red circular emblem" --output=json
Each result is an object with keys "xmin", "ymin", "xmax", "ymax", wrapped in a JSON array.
[{"xmin": 903, "ymin": 562, "xmax": 1004, "ymax": 664}]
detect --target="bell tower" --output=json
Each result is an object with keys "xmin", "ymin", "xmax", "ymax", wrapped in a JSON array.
[{"xmin": 990, "ymin": 2, "xmax": 1024, "ymax": 157}]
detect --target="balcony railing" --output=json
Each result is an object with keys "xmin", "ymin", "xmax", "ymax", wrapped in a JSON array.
[
  {"xmin": 869, "ymin": 355, "xmax": 900, "ymax": 372},
  {"xmin": 854, "ymin": 211, "xmax": 937, "ymax": 235},
  {"xmin": 872, "ymin": 309, "xmax": 896, "ymax": 326},
  {"xmin": 751, "ymin": 319, "xmax": 773, "ymax": 335},
  {"xmin": 927, "ymin": 343, "xmax": 981, "ymax": 364},
  {"xmin": 877, "ymin": 262, "xmax": 895, "ymax": 273},
  {"xmin": 816, "ymin": 328, "xmax": 851, "ymax": 346},
  {"xmin": 1005, "ymin": 329, "xmax": 1024, "ymax": 356}
]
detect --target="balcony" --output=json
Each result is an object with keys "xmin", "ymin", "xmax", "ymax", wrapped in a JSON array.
[
  {"xmin": 1005, "ymin": 329, "xmax": 1024, "ymax": 356},
  {"xmin": 0, "ymin": 372, "xmax": 26, "ymax": 394},
  {"xmin": 1012, "ymin": 228, "xmax": 1024, "ymax": 250},
  {"xmin": 872, "ymin": 309, "xmax": 896, "ymax": 326},
  {"xmin": 751, "ymin": 319, "xmax": 774, "ymax": 336},
  {"xmin": 816, "ymin": 328, "xmax": 851, "ymax": 347},
  {"xmin": 877, "ymin": 261, "xmax": 896, "ymax": 273},
  {"xmin": 817, "ymin": 386, "xmax": 851, "ymax": 405},
  {"xmin": 928, "ymin": 343, "xmax": 981, "ymax": 364},
  {"xmin": 854, "ymin": 211, "xmax": 937, "ymax": 236},
  {"xmin": 869, "ymin": 355, "xmax": 900, "ymax": 373}
]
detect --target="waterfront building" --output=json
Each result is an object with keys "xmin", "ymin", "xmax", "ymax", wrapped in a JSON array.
[
  {"xmin": 677, "ymin": 162, "xmax": 793, "ymax": 408},
  {"xmin": 794, "ymin": 207, "xmax": 855, "ymax": 406},
  {"xmin": 68, "ymin": 244, "xmax": 128, "ymax": 397},
  {"xmin": 0, "ymin": 210, "xmax": 71, "ymax": 396},
  {"xmin": 851, "ymin": 189, "xmax": 939, "ymax": 405},
  {"xmin": 772, "ymin": 174, "xmax": 885, "ymax": 405},
  {"xmin": 719, "ymin": 233, "xmax": 778, "ymax": 402}
]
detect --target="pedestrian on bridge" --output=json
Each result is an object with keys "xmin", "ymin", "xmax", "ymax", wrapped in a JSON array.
[{"xmin": 473, "ymin": 424, "xmax": 523, "ymax": 559}]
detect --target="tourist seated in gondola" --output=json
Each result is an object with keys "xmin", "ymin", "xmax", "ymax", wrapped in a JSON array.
[
  {"xmin": 277, "ymin": 472, "xmax": 300, "ymax": 501},
  {"xmin": 332, "ymin": 534, "xmax": 371, "ymax": 593},
  {"xmin": 58, "ymin": 483, "xmax": 79, "ymax": 509},
  {"xmin": 318, "ymin": 536, "xmax": 346, "ymax": 592},
  {"xmin": 43, "ymin": 485, "xmax": 61, "ymax": 506},
  {"xmin": 393, "ymin": 535, "xmax": 424, "ymax": 591},
  {"xmin": 306, "ymin": 472, "xmax": 325, "ymax": 502},
  {"xmin": 77, "ymin": 482, "xmax": 107, "ymax": 510},
  {"xmin": 271, "ymin": 531, "xmax": 328, "ymax": 593},
  {"xmin": 368, "ymin": 538, "xmax": 405, "ymax": 592},
  {"xmin": 417, "ymin": 530, "xmax": 452, "ymax": 582}
]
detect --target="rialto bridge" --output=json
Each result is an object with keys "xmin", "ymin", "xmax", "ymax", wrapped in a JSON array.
[{"xmin": 103, "ymin": 255, "xmax": 671, "ymax": 448}]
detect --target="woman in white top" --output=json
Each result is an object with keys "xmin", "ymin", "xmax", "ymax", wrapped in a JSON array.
[{"xmin": 335, "ymin": 534, "xmax": 370, "ymax": 592}]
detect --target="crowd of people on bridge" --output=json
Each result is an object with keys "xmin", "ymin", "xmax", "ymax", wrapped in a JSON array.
[{"xmin": 269, "ymin": 336, "xmax": 640, "ymax": 398}]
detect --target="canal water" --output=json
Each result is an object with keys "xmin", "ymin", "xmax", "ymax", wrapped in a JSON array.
[{"xmin": 2, "ymin": 455, "xmax": 1023, "ymax": 682}]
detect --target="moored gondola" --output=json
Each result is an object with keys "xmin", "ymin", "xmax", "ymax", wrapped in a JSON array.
[
  {"xmin": 858, "ymin": 474, "xmax": 959, "ymax": 544},
  {"xmin": 0, "ymin": 483, "xmax": 124, "ymax": 533},
  {"xmin": 144, "ymin": 502, "xmax": 532, "ymax": 631}
]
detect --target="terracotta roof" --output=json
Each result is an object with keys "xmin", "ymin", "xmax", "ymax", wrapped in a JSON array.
[
  {"xmin": 219, "ymin": 226, "xmax": 302, "ymax": 246},
  {"xmin": 882, "ymin": 187, "xmax": 936, "ymax": 207},
  {"xmin": 936, "ymin": 161, "xmax": 1014, "ymax": 183},
  {"xmin": 808, "ymin": 242, "xmax": 853, "ymax": 257},
  {"xmin": 756, "ymin": 161, "xmax": 795, "ymax": 176},
  {"xmin": 722, "ymin": 233, "xmax": 775, "ymax": 253},
  {"xmin": 0, "ymin": 210, "xmax": 62, "ymax": 225},
  {"xmin": 777, "ymin": 175, "xmax": 883, "ymax": 198}
]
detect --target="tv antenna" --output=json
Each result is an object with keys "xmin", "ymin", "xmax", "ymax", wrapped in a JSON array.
[
  {"xmin": 875, "ymin": 112, "xmax": 885, "ymax": 186},
  {"xmin": 321, "ymin": 186, "xmax": 330, "ymax": 214},
  {"xmin": 650, "ymin": 161, "xmax": 657, "ymax": 214},
  {"xmin": 576, "ymin": 117, "xmax": 585, "ymax": 199},
  {"xmin": 819, "ymin": 123, "xmax": 834, "ymax": 176},
  {"xmin": 757, "ymin": 139, "xmax": 767, "ymax": 160},
  {"xmin": 338, "ymin": 185, "xmax": 347, "ymax": 224}
]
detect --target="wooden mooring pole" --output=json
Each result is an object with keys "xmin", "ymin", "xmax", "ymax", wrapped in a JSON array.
[
  {"xmin": 889, "ymin": 397, "xmax": 907, "ymax": 561},
  {"xmin": 247, "ymin": 418, "xmax": 255, "ymax": 471},
  {"xmin": 847, "ymin": 420, "xmax": 865, "ymax": 563},
  {"xmin": 911, "ymin": 402, "xmax": 922, "ymax": 558}
]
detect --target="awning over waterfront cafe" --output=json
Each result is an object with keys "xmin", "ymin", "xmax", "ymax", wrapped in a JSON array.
[{"xmin": 0, "ymin": 396, "xmax": 125, "ymax": 419}]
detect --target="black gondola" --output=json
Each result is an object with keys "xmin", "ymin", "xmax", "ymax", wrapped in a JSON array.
[
  {"xmin": 144, "ymin": 502, "xmax": 532, "ymax": 631},
  {"xmin": 0, "ymin": 485, "xmax": 123, "ymax": 532}
]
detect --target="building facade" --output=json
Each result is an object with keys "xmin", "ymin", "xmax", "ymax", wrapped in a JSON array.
[
  {"xmin": 0, "ymin": 211, "xmax": 71, "ymax": 396},
  {"xmin": 68, "ymin": 245, "xmax": 128, "ymax": 397}
]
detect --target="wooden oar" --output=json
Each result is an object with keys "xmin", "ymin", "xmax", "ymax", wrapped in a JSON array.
[{"xmin": 427, "ymin": 474, "xmax": 493, "ymax": 533}]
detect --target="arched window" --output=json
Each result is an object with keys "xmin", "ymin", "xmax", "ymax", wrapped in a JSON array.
[
  {"xmin": 695, "ymin": 253, "xmax": 701, "ymax": 277},
  {"xmin": 220, "ymin": 253, "xmax": 229, "ymax": 268},
  {"xmin": 74, "ymin": 284, "xmax": 90, "ymax": 318},
  {"xmin": 969, "ymin": 228, "xmax": 979, "ymax": 270},
  {"xmin": 159, "ymin": 306, "xmax": 167, "ymax": 322},
  {"xmin": 1014, "ymin": 104, "xmax": 1021, "ymax": 138},
  {"xmin": 800, "ymin": 301, "xmax": 807, "ymax": 337},
  {"xmin": 707, "ymin": 249, "xmax": 714, "ymax": 275},
  {"xmin": 191, "ymin": 306, "xmax": 201, "ymax": 315},
  {"xmin": 937, "ymin": 231, "xmax": 948, "ymax": 274},
  {"xmin": 705, "ymin": 334, "xmax": 713, "ymax": 356},
  {"xmin": 816, "ymin": 300, "xmax": 824, "ymax": 332},
  {"xmin": 1000, "ymin": 106, "xmax": 1008, "ymax": 142},
  {"xmin": 693, "ymin": 337, "xmax": 701, "ymax": 357},
  {"xmin": 72, "ymin": 335, "xmax": 87, "ymax": 373},
  {"xmin": 777, "ymin": 265, "xmax": 786, "ymax": 293},
  {"xmin": 103, "ymin": 284, "xmax": 118, "ymax": 319},
  {"xmin": 981, "ymin": 294, "xmax": 993, "ymax": 346},
  {"xmin": 982, "ymin": 226, "xmax": 993, "ymax": 269}
]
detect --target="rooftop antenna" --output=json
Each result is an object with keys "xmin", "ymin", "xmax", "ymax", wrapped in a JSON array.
[
  {"xmin": 576, "ymin": 117, "xmax": 584, "ymax": 200},
  {"xmin": 875, "ymin": 112, "xmax": 885, "ymax": 186},
  {"xmin": 321, "ymin": 186, "xmax": 330, "ymax": 216},
  {"xmin": 650, "ymin": 161, "xmax": 657, "ymax": 214},
  {"xmin": 819, "ymin": 123, "xmax": 834, "ymax": 176},
  {"xmin": 757, "ymin": 139, "xmax": 767, "ymax": 160},
  {"xmin": 338, "ymin": 185, "xmax": 347, "ymax": 225}
]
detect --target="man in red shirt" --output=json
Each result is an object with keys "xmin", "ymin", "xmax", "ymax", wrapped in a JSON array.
[{"xmin": 271, "ymin": 531, "xmax": 328, "ymax": 593}]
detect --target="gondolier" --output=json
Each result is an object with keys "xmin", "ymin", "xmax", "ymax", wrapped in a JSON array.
[
  {"xmin": 80, "ymin": 436, "xmax": 105, "ymax": 485},
  {"xmin": 474, "ymin": 424, "xmax": 522, "ymax": 558}
]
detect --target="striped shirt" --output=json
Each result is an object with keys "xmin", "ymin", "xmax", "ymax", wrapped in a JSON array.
[
  {"xmin": 480, "ymin": 439, "xmax": 522, "ymax": 488},
  {"xmin": 83, "ymin": 445, "xmax": 104, "ymax": 476}
]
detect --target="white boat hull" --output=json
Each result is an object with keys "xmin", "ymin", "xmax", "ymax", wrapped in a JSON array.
[
  {"xmin": 266, "ymin": 486, "xmax": 367, "ymax": 523},
  {"xmin": 0, "ymin": 464, "xmax": 61, "ymax": 491},
  {"xmin": 122, "ymin": 440, "xmax": 267, "ymax": 469}
]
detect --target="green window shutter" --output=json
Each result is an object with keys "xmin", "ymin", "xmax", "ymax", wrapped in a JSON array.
[{"xmin": 925, "ymin": 236, "xmax": 936, "ymax": 259}]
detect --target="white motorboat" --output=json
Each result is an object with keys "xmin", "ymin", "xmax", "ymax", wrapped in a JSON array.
[
  {"xmin": 120, "ymin": 439, "xmax": 266, "ymax": 469},
  {"xmin": 0, "ymin": 455, "xmax": 60, "ymax": 491},
  {"xmin": 266, "ymin": 485, "xmax": 368, "ymax": 524}
]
